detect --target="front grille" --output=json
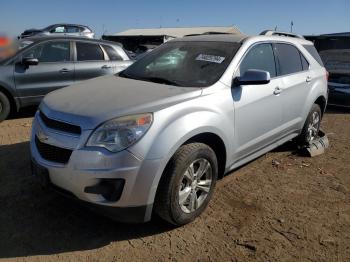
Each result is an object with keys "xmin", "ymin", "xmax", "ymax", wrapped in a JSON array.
[
  {"xmin": 39, "ymin": 111, "xmax": 81, "ymax": 135},
  {"xmin": 35, "ymin": 136, "xmax": 73, "ymax": 164}
]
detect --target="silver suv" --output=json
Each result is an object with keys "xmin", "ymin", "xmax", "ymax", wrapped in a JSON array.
[{"xmin": 30, "ymin": 31, "xmax": 328, "ymax": 225}]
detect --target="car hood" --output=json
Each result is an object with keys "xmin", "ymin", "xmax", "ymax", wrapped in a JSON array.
[{"xmin": 40, "ymin": 74, "xmax": 202, "ymax": 130}]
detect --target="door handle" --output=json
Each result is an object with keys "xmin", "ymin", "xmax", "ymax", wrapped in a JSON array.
[
  {"xmin": 101, "ymin": 65, "xmax": 112, "ymax": 69},
  {"xmin": 273, "ymin": 87, "xmax": 282, "ymax": 95},
  {"xmin": 306, "ymin": 76, "xmax": 312, "ymax": 82},
  {"xmin": 59, "ymin": 68, "xmax": 70, "ymax": 73}
]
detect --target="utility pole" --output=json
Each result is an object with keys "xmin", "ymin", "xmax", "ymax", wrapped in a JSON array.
[{"xmin": 290, "ymin": 21, "xmax": 294, "ymax": 32}]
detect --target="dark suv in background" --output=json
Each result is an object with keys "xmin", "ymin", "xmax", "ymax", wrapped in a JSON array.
[
  {"xmin": 306, "ymin": 33, "xmax": 350, "ymax": 107},
  {"xmin": 0, "ymin": 37, "xmax": 133, "ymax": 121}
]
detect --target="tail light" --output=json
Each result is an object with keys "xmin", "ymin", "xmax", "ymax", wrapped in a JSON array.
[{"xmin": 326, "ymin": 71, "xmax": 329, "ymax": 81}]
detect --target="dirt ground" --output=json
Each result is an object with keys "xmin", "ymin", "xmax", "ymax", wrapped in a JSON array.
[{"xmin": 0, "ymin": 107, "xmax": 349, "ymax": 262}]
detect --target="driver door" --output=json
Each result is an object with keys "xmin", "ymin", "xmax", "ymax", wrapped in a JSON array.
[
  {"xmin": 14, "ymin": 40, "xmax": 74, "ymax": 104},
  {"xmin": 232, "ymin": 43, "xmax": 283, "ymax": 161}
]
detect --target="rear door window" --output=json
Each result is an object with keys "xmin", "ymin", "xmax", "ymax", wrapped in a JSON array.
[
  {"xmin": 300, "ymin": 53, "xmax": 309, "ymax": 70},
  {"xmin": 240, "ymin": 43, "xmax": 277, "ymax": 77},
  {"xmin": 76, "ymin": 42, "xmax": 104, "ymax": 61},
  {"xmin": 66, "ymin": 26, "xmax": 80, "ymax": 33},
  {"xmin": 274, "ymin": 43, "xmax": 303, "ymax": 76}
]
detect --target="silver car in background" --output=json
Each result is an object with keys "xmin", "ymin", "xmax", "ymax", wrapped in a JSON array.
[
  {"xmin": 30, "ymin": 31, "xmax": 328, "ymax": 226},
  {"xmin": 19, "ymin": 24, "xmax": 95, "ymax": 39}
]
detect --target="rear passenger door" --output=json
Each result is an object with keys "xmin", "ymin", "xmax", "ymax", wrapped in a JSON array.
[
  {"xmin": 101, "ymin": 44, "xmax": 132, "ymax": 73},
  {"xmin": 273, "ymin": 43, "xmax": 311, "ymax": 131},
  {"xmin": 74, "ymin": 41, "xmax": 114, "ymax": 82}
]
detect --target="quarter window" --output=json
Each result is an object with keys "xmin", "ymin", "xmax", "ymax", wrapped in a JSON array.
[
  {"xmin": 76, "ymin": 42, "xmax": 104, "ymax": 61},
  {"xmin": 22, "ymin": 41, "xmax": 70, "ymax": 62},
  {"xmin": 102, "ymin": 45, "xmax": 123, "ymax": 61},
  {"xmin": 274, "ymin": 43, "xmax": 303, "ymax": 75},
  {"xmin": 240, "ymin": 43, "xmax": 277, "ymax": 78}
]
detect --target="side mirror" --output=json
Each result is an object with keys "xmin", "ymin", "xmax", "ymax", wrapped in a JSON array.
[
  {"xmin": 234, "ymin": 69, "xmax": 270, "ymax": 86},
  {"xmin": 22, "ymin": 57, "xmax": 39, "ymax": 66}
]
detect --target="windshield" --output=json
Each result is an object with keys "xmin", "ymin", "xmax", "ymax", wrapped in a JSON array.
[{"xmin": 120, "ymin": 41, "xmax": 240, "ymax": 87}]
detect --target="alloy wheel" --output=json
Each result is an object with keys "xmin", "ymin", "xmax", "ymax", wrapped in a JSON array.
[
  {"xmin": 178, "ymin": 158, "xmax": 212, "ymax": 213},
  {"xmin": 306, "ymin": 111, "xmax": 320, "ymax": 142}
]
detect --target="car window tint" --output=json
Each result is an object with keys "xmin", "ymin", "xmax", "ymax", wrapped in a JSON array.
[
  {"xmin": 102, "ymin": 45, "xmax": 123, "ymax": 61},
  {"xmin": 303, "ymin": 44, "xmax": 324, "ymax": 66},
  {"xmin": 240, "ymin": 43, "xmax": 276, "ymax": 77},
  {"xmin": 23, "ymin": 41, "xmax": 70, "ymax": 62},
  {"xmin": 66, "ymin": 26, "xmax": 80, "ymax": 33},
  {"xmin": 275, "ymin": 43, "xmax": 303, "ymax": 75},
  {"xmin": 76, "ymin": 42, "xmax": 104, "ymax": 61},
  {"xmin": 300, "ymin": 52, "xmax": 309, "ymax": 71},
  {"xmin": 51, "ymin": 26, "xmax": 66, "ymax": 33}
]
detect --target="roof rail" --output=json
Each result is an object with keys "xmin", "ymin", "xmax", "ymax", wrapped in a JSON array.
[{"xmin": 260, "ymin": 30, "xmax": 305, "ymax": 39}]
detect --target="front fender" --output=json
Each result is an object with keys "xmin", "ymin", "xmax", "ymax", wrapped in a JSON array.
[{"xmin": 128, "ymin": 102, "xmax": 234, "ymax": 206}]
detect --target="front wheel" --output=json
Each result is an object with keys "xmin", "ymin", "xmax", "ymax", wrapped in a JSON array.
[
  {"xmin": 298, "ymin": 104, "xmax": 322, "ymax": 145},
  {"xmin": 154, "ymin": 143, "xmax": 218, "ymax": 226}
]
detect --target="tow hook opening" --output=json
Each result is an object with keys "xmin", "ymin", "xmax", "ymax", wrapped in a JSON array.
[{"xmin": 84, "ymin": 179, "xmax": 125, "ymax": 202}]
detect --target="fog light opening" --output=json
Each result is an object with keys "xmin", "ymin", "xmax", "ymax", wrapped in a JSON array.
[{"xmin": 84, "ymin": 179, "xmax": 125, "ymax": 202}]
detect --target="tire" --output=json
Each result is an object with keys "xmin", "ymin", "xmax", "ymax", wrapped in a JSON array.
[
  {"xmin": 298, "ymin": 104, "xmax": 322, "ymax": 145},
  {"xmin": 0, "ymin": 92, "xmax": 11, "ymax": 122},
  {"xmin": 154, "ymin": 143, "xmax": 218, "ymax": 226}
]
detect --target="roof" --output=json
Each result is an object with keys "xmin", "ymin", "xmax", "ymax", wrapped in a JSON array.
[
  {"xmin": 46, "ymin": 23, "xmax": 91, "ymax": 29},
  {"xmin": 109, "ymin": 26, "xmax": 242, "ymax": 38},
  {"xmin": 20, "ymin": 36, "xmax": 121, "ymax": 46},
  {"xmin": 173, "ymin": 34, "xmax": 247, "ymax": 43}
]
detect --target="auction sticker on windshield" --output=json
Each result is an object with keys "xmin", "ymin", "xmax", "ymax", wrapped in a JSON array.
[{"xmin": 196, "ymin": 54, "xmax": 225, "ymax": 64}]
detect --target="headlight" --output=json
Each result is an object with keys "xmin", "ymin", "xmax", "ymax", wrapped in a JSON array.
[{"xmin": 86, "ymin": 113, "xmax": 152, "ymax": 152}]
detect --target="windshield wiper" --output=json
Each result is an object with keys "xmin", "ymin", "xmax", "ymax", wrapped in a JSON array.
[
  {"xmin": 119, "ymin": 71, "xmax": 182, "ymax": 86},
  {"xmin": 140, "ymin": 76, "xmax": 181, "ymax": 86}
]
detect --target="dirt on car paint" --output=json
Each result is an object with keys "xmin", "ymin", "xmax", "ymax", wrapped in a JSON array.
[{"xmin": 0, "ymin": 108, "xmax": 349, "ymax": 261}]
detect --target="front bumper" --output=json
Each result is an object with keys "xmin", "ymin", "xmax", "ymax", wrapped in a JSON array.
[{"xmin": 30, "ymin": 112, "xmax": 162, "ymax": 223}]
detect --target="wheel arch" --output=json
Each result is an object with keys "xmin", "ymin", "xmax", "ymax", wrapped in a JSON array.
[
  {"xmin": 314, "ymin": 95, "xmax": 327, "ymax": 116},
  {"xmin": 185, "ymin": 132, "xmax": 227, "ymax": 179}
]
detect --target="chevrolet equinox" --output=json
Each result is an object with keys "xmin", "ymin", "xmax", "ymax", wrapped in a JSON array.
[{"xmin": 30, "ymin": 31, "xmax": 328, "ymax": 225}]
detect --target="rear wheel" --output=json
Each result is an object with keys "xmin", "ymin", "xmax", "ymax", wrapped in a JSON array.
[
  {"xmin": 298, "ymin": 104, "xmax": 322, "ymax": 145},
  {"xmin": 155, "ymin": 143, "xmax": 218, "ymax": 226},
  {"xmin": 0, "ymin": 92, "xmax": 11, "ymax": 122}
]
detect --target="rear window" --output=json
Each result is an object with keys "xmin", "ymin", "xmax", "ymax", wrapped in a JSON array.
[
  {"xmin": 76, "ymin": 42, "xmax": 104, "ymax": 61},
  {"xmin": 303, "ymin": 45, "xmax": 324, "ymax": 66},
  {"xmin": 274, "ymin": 43, "xmax": 303, "ymax": 75}
]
